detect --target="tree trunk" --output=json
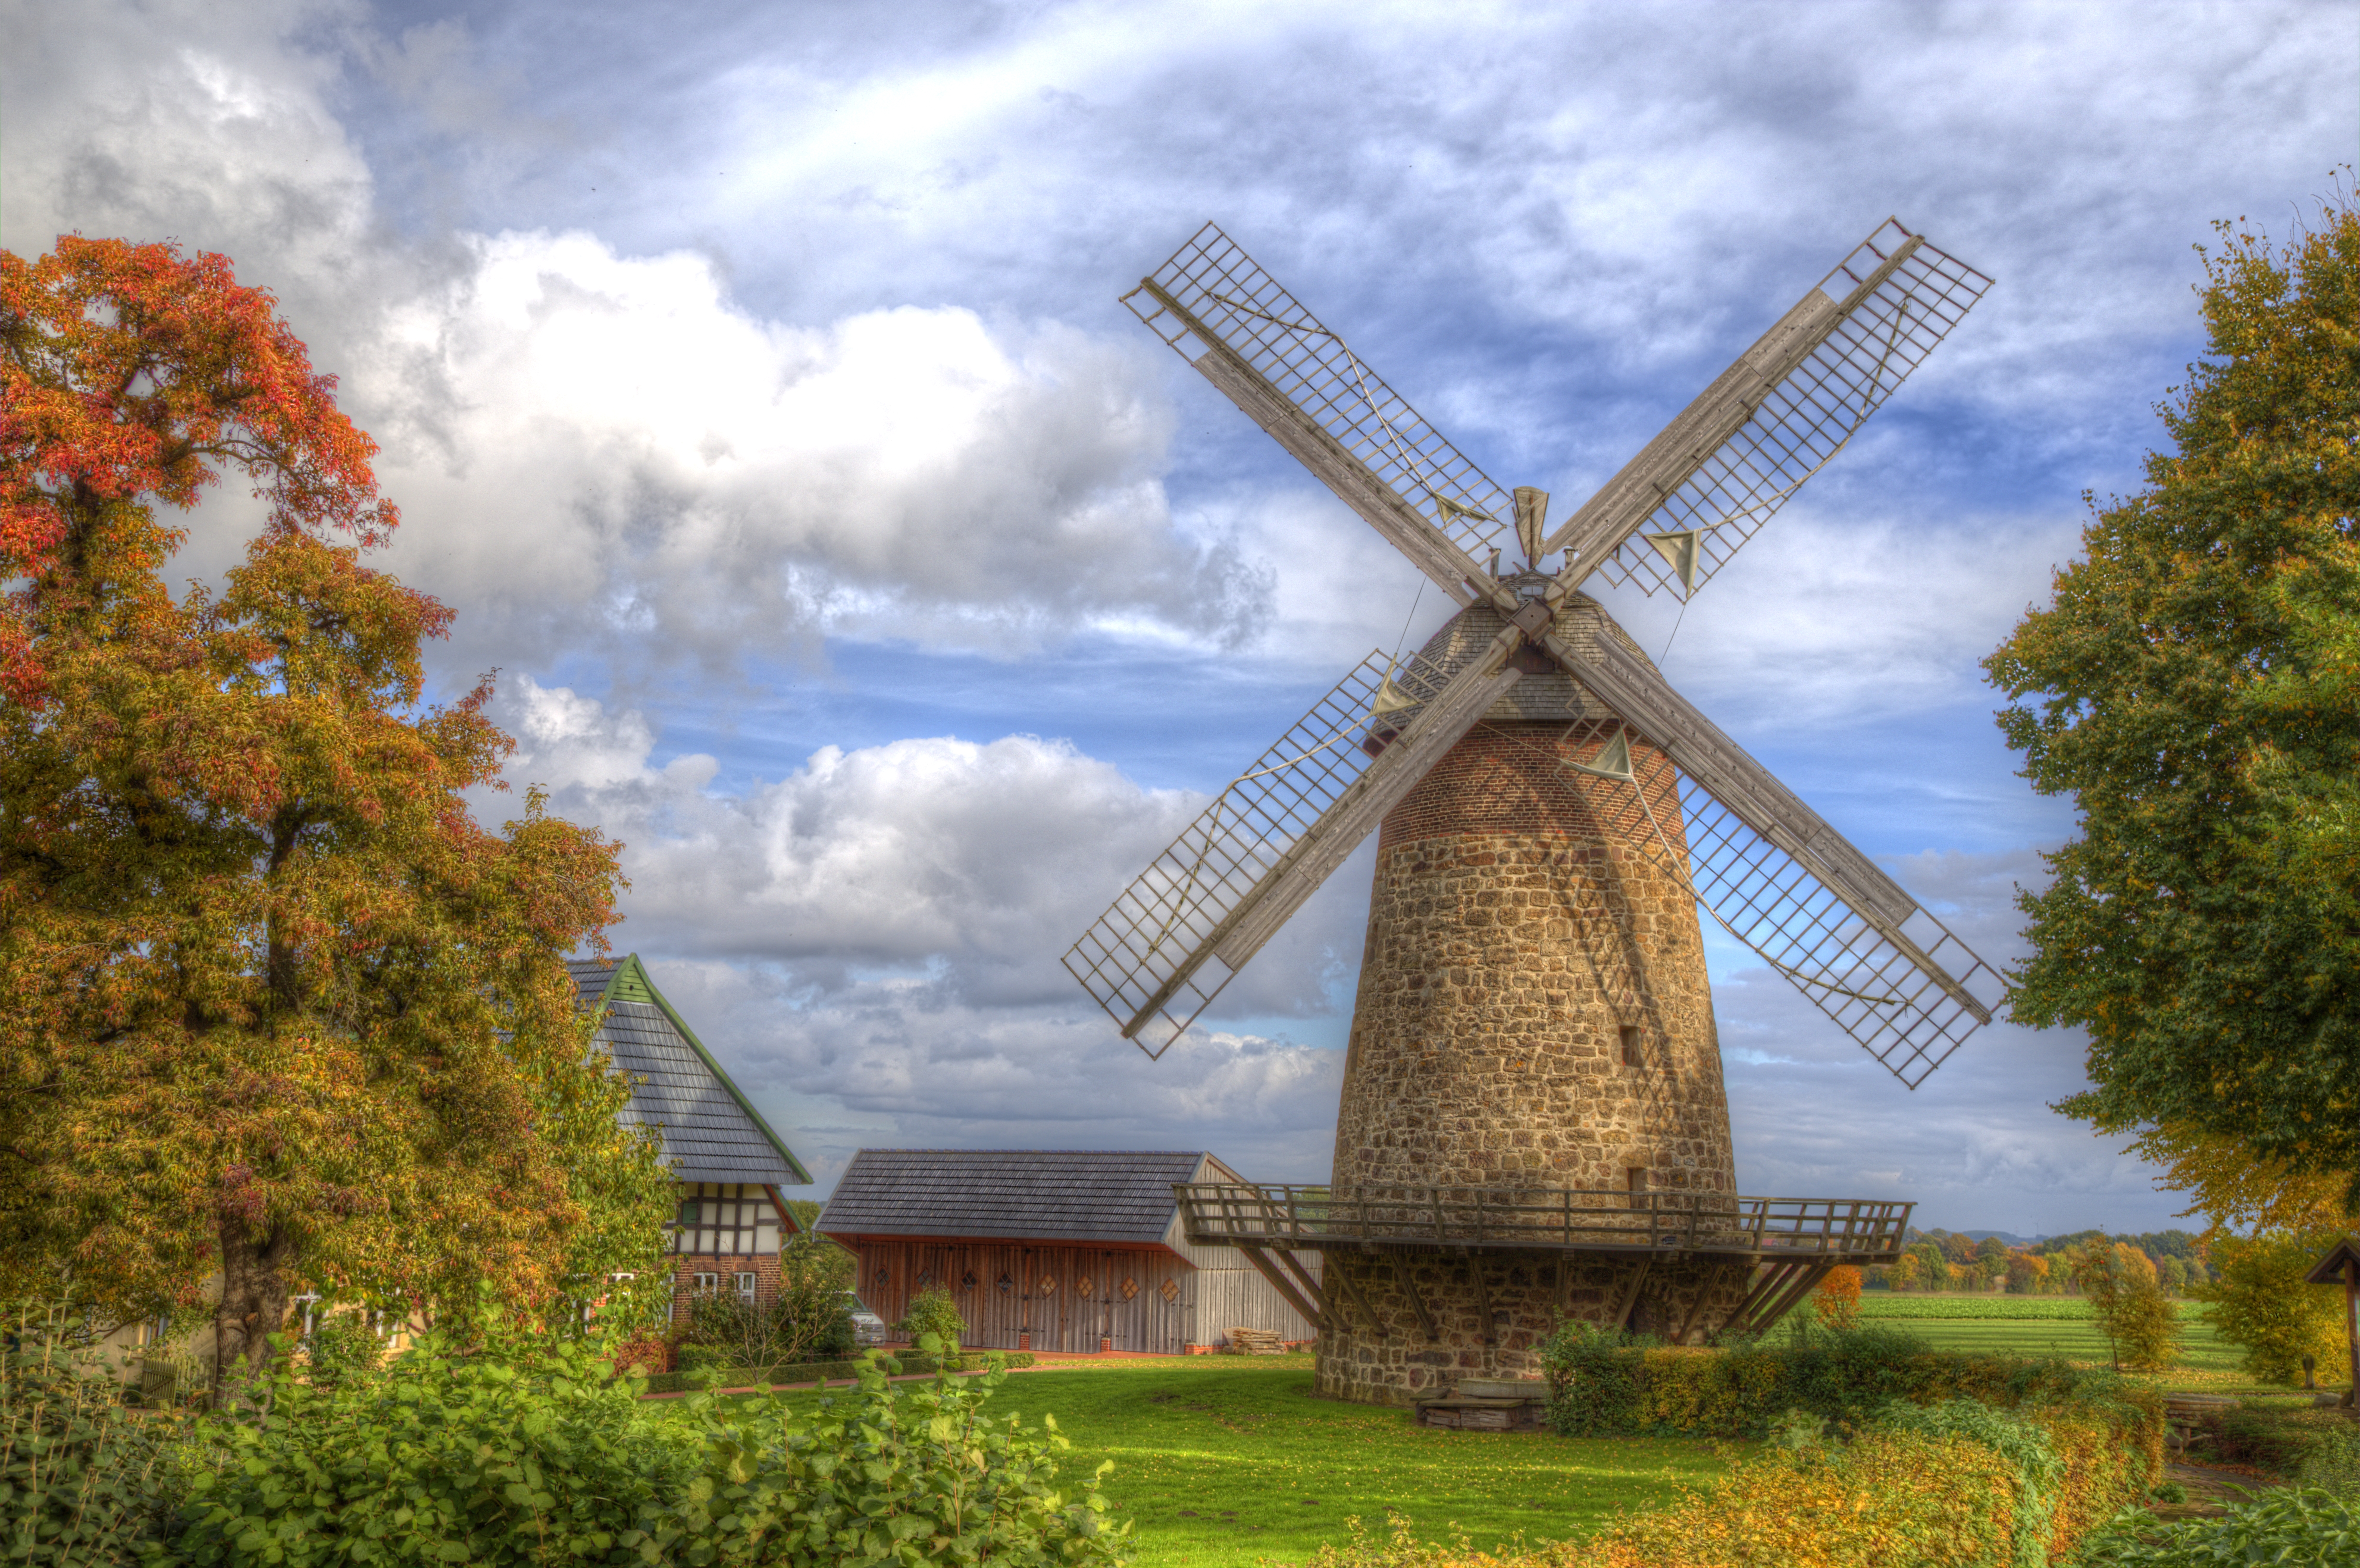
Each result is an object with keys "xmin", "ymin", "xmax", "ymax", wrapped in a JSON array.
[{"xmin": 214, "ymin": 1216, "xmax": 297, "ymax": 1402}]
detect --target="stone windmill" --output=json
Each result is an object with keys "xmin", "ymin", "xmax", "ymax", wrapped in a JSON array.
[{"xmin": 1064, "ymin": 220, "xmax": 2005, "ymax": 1404}]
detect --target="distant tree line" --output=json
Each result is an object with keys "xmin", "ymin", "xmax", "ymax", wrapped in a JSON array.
[{"xmin": 1863, "ymin": 1228, "xmax": 2215, "ymax": 1296}]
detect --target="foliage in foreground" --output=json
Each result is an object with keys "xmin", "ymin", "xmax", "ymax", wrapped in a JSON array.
[
  {"xmin": 1303, "ymin": 1397, "xmax": 2155, "ymax": 1568},
  {"xmin": 0, "ymin": 1314, "xmax": 178, "ymax": 1565},
  {"xmin": 1984, "ymin": 189, "xmax": 2360, "ymax": 1199},
  {"xmin": 172, "ymin": 1315, "xmax": 1122, "ymax": 1567},
  {"xmin": 2081, "ymin": 1487, "xmax": 2360, "ymax": 1567}
]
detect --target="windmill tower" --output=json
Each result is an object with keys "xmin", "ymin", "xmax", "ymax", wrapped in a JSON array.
[{"xmin": 1065, "ymin": 220, "xmax": 2006, "ymax": 1405}]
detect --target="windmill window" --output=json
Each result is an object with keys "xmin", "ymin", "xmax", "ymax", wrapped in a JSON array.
[
  {"xmin": 1618, "ymin": 1025, "xmax": 1639, "ymax": 1066},
  {"xmin": 1626, "ymin": 1167, "xmax": 1648, "ymax": 1209}
]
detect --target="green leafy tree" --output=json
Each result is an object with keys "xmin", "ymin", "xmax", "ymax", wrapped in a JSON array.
[
  {"xmin": 2194, "ymin": 1229, "xmax": 2354, "ymax": 1387},
  {"xmin": 2069, "ymin": 1240, "xmax": 2181, "ymax": 1373},
  {"xmin": 1986, "ymin": 192, "xmax": 2360, "ymax": 1202},
  {"xmin": 0, "ymin": 235, "xmax": 667, "ymax": 1393}
]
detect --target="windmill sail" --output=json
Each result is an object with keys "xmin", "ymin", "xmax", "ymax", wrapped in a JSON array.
[
  {"xmin": 1541, "ymin": 624, "xmax": 2004, "ymax": 1086},
  {"xmin": 1064, "ymin": 630, "xmax": 1524, "ymax": 1057},
  {"xmin": 1121, "ymin": 225, "xmax": 1510, "ymax": 601},
  {"xmin": 1548, "ymin": 219, "xmax": 1993, "ymax": 601}
]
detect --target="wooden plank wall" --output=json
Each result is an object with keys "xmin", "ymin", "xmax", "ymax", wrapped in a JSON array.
[{"xmin": 842, "ymin": 1239, "xmax": 1319, "ymax": 1353}]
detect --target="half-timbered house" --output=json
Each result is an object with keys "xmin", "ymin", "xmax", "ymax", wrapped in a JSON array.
[
  {"xmin": 816, "ymin": 1150, "xmax": 1318, "ymax": 1354},
  {"xmin": 569, "ymin": 955, "xmax": 812, "ymax": 1320}
]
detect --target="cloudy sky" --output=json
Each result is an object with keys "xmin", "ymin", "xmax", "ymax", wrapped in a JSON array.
[{"xmin": 6, "ymin": 0, "xmax": 2352, "ymax": 1234}]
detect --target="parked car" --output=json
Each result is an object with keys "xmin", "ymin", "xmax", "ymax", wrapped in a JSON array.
[{"xmin": 843, "ymin": 1293, "xmax": 889, "ymax": 1347}]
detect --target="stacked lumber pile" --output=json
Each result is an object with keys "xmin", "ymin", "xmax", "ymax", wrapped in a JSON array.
[{"xmin": 1227, "ymin": 1327, "xmax": 1287, "ymax": 1355}]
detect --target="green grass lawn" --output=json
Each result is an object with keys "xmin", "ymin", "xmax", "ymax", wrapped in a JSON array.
[{"xmin": 713, "ymin": 1356, "xmax": 1731, "ymax": 1568}]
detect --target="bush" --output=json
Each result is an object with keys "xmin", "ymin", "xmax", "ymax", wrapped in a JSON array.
[
  {"xmin": 172, "ymin": 1299, "xmax": 1106, "ymax": 1567},
  {"xmin": 2081, "ymin": 1486, "xmax": 2360, "ymax": 1566},
  {"xmin": 174, "ymin": 1309, "xmax": 691, "ymax": 1565},
  {"xmin": 676, "ymin": 1240, "xmax": 858, "ymax": 1373},
  {"xmin": 1540, "ymin": 1319, "xmax": 2140, "ymax": 1440},
  {"xmin": 894, "ymin": 1285, "xmax": 967, "ymax": 1355},
  {"xmin": 0, "ymin": 1310, "xmax": 180, "ymax": 1565},
  {"xmin": 635, "ymin": 1350, "xmax": 1036, "ymax": 1397},
  {"xmin": 300, "ymin": 1311, "xmax": 384, "ymax": 1391},
  {"xmin": 649, "ymin": 1354, "xmax": 1125, "ymax": 1566}
]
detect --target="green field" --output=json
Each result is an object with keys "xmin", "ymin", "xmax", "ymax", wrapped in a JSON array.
[
  {"xmin": 727, "ymin": 1357, "xmax": 1728, "ymax": 1568},
  {"xmin": 1859, "ymin": 1293, "xmax": 2247, "ymax": 1380}
]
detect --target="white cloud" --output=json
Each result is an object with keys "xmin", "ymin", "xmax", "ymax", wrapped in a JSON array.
[{"xmin": 359, "ymin": 230, "xmax": 1267, "ymax": 673}]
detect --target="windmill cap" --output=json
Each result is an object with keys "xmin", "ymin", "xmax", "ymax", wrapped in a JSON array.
[{"xmin": 1403, "ymin": 591, "xmax": 1656, "ymax": 725}]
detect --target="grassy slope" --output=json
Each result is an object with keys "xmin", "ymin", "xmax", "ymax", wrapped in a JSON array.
[{"xmin": 734, "ymin": 1356, "xmax": 1730, "ymax": 1568}]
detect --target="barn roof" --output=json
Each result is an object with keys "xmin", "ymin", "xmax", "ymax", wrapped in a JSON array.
[
  {"xmin": 568, "ymin": 955, "xmax": 811, "ymax": 1187},
  {"xmin": 816, "ymin": 1149, "xmax": 1228, "ymax": 1245}
]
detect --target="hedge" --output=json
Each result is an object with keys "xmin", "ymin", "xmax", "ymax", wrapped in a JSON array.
[
  {"xmin": 637, "ymin": 1349, "xmax": 1034, "ymax": 1396},
  {"xmin": 1540, "ymin": 1322, "xmax": 2150, "ymax": 1439}
]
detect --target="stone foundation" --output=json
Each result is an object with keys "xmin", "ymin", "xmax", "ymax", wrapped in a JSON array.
[{"xmin": 1312, "ymin": 1247, "xmax": 1757, "ymax": 1405}]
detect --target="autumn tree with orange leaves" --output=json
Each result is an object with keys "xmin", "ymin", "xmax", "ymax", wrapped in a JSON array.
[{"xmin": 0, "ymin": 237, "xmax": 668, "ymax": 1394}]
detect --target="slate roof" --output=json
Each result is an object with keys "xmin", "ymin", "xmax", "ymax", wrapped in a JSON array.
[
  {"xmin": 568, "ymin": 955, "xmax": 811, "ymax": 1187},
  {"xmin": 816, "ymin": 1149, "xmax": 1219, "ymax": 1245}
]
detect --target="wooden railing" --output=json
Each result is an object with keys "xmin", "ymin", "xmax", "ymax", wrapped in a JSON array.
[{"xmin": 1173, "ymin": 1182, "xmax": 1912, "ymax": 1259}]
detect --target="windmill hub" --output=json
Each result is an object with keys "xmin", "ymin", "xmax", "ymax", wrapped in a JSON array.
[{"xmin": 1068, "ymin": 219, "xmax": 2006, "ymax": 1404}]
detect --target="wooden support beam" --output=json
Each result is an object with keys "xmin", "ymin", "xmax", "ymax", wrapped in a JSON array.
[
  {"xmin": 1393, "ymin": 1255, "xmax": 1440, "ymax": 1342},
  {"xmin": 1276, "ymin": 1249, "xmax": 1340, "ymax": 1329},
  {"xmin": 1237, "ymin": 1245, "xmax": 1323, "ymax": 1333},
  {"xmin": 1672, "ymin": 1277, "xmax": 1711, "ymax": 1347},
  {"xmin": 1727, "ymin": 1256, "xmax": 1793, "ymax": 1332},
  {"xmin": 1743, "ymin": 1261, "xmax": 1835, "ymax": 1341},
  {"xmin": 1324, "ymin": 1251, "xmax": 1390, "ymax": 1339},
  {"xmin": 1464, "ymin": 1251, "xmax": 1496, "ymax": 1346},
  {"xmin": 1611, "ymin": 1256, "xmax": 1653, "ymax": 1331}
]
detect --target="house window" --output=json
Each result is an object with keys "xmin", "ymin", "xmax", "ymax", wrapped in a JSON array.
[
  {"xmin": 691, "ymin": 1272, "xmax": 719, "ymax": 1296},
  {"xmin": 735, "ymin": 1272, "xmax": 757, "ymax": 1304}
]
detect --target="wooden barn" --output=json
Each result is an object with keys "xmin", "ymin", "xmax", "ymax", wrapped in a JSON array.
[
  {"xmin": 816, "ymin": 1150, "xmax": 1319, "ymax": 1354},
  {"xmin": 568, "ymin": 955, "xmax": 813, "ymax": 1320}
]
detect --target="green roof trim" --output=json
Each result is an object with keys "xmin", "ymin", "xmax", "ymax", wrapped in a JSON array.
[{"xmin": 591, "ymin": 954, "xmax": 813, "ymax": 1185}]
